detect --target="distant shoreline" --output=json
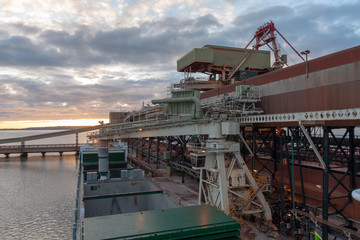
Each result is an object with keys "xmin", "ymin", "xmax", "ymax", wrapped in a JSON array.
[{"xmin": 0, "ymin": 126, "xmax": 90, "ymax": 131}]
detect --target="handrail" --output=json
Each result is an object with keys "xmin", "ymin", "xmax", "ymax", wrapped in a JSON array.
[
  {"xmin": 73, "ymin": 159, "xmax": 81, "ymax": 240},
  {"xmin": 0, "ymin": 125, "xmax": 101, "ymax": 144},
  {"xmin": 0, "ymin": 144, "xmax": 86, "ymax": 149}
]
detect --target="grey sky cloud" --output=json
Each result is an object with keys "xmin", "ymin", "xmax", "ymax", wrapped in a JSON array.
[
  {"xmin": 0, "ymin": 1, "xmax": 359, "ymax": 127},
  {"xmin": 0, "ymin": 35, "xmax": 66, "ymax": 66},
  {"xmin": 0, "ymin": 71, "xmax": 169, "ymax": 121},
  {"xmin": 8, "ymin": 23, "xmax": 41, "ymax": 35},
  {"xmin": 1, "ymin": 13, "xmax": 226, "ymax": 69}
]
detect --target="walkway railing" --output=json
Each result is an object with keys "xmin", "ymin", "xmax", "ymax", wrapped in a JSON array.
[
  {"xmin": 0, "ymin": 144, "xmax": 79, "ymax": 149},
  {"xmin": 0, "ymin": 143, "xmax": 86, "ymax": 156}
]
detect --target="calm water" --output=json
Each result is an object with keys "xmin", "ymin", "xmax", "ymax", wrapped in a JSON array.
[{"xmin": 0, "ymin": 130, "xmax": 93, "ymax": 239}]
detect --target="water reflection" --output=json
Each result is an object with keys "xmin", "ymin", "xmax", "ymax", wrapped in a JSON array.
[
  {"xmin": 20, "ymin": 156, "xmax": 28, "ymax": 169},
  {"xmin": 0, "ymin": 154, "xmax": 77, "ymax": 239}
]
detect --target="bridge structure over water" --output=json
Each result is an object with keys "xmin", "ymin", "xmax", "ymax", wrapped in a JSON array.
[{"xmin": 0, "ymin": 125, "xmax": 101, "ymax": 157}]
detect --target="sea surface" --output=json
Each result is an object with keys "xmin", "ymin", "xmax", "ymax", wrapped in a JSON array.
[{"xmin": 0, "ymin": 130, "xmax": 92, "ymax": 240}]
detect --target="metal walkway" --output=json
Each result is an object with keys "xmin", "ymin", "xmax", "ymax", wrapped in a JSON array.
[
  {"xmin": 0, "ymin": 144, "xmax": 82, "ymax": 156},
  {"xmin": 0, "ymin": 125, "xmax": 101, "ymax": 144}
]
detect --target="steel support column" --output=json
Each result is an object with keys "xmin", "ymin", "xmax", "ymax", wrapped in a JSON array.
[
  {"xmin": 293, "ymin": 127, "xmax": 306, "ymax": 207},
  {"xmin": 148, "ymin": 138, "xmax": 152, "ymax": 164},
  {"xmin": 349, "ymin": 127, "xmax": 356, "ymax": 194},
  {"xmin": 272, "ymin": 127, "xmax": 278, "ymax": 180},
  {"xmin": 322, "ymin": 127, "xmax": 329, "ymax": 240},
  {"xmin": 279, "ymin": 130, "xmax": 286, "ymax": 233},
  {"xmin": 252, "ymin": 127, "xmax": 257, "ymax": 171},
  {"xmin": 141, "ymin": 138, "xmax": 144, "ymax": 160},
  {"xmin": 156, "ymin": 137, "xmax": 160, "ymax": 169}
]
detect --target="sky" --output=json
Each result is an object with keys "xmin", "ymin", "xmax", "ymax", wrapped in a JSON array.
[{"xmin": 0, "ymin": 0, "xmax": 359, "ymax": 128}]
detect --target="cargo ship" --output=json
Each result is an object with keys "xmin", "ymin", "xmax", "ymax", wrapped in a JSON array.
[{"xmin": 73, "ymin": 140, "xmax": 241, "ymax": 239}]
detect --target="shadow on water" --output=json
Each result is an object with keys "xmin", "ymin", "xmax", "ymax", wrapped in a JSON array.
[{"xmin": 20, "ymin": 156, "xmax": 28, "ymax": 169}]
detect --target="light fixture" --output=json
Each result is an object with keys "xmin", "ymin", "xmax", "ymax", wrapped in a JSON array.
[
  {"xmin": 300, "ymin": 50, "xmax": 310, "ymax": 78},
  {"xmin": 300, "ymin": 50, "xmax": 310, "ymax": 55}
]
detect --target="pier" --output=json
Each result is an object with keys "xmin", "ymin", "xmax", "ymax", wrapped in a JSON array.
[
  {"xmin": 0, "ymin": 125, "xmax": 101, "ymax": 157},
  {"xmin": 0, "ymin": 144, "xmax": 82, "ymax": 157}
]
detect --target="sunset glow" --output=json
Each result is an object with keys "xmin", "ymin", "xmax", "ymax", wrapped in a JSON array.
[{"xmin": 0, "ymin": 119, "xmax": 109, "ymax": 129}]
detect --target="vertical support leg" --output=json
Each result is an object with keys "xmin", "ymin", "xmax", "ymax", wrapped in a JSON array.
[
  {"xmin": 284, "ymin": 134, "xmax": 293, "ymax": 198},
  {"xmin": 272, "ymin": 127, "xmax": 277, "ymax": 180},
  {"xmin": 217, "ymin": 152, "xmax": 229, "ymax": 214},
  {"xmin": 349, "ymin": 127, "xmax": 356, "ymax": 192},
  {"xmin": 198, "ymin": 169, "xmax": 203, "ymax": 204},
  {"xmin": 279, "ymin": 130, "xmax": 285, "ymax": 231},
  {"xmin": 252, "ymin": 127, "xmax": 257, "ymax": 170},
  {"xmin": 322, "ymin": 127, "xmax": 329, "ymax": 240},
  {"xmin": 181, "ymin": 136, "xmax": 186, "ymax": 184},
  {"xmin": 141, "ymin": 138, "xmax": 144, "ymax": 160},
  {"xmin": 156, "ymin": 137, "xmax": 160, "ymax": 169},
  {"xmin": 148, "ymin": 138, "xmax": 151, "ymax": 164},
  {"xmin": 295, "ymin": 128, "xmax": 306, "ymax": 207},
  {"xmin": 135, "ymin": 139, "xmax": 139, "ymax": 157},
  {"xmin": 241, "ymin": 127, "xmax": 246, "ymax": 160},
  {"xmin": 169, "ymin": 137, "xmax": 173, "ymax": 162}
]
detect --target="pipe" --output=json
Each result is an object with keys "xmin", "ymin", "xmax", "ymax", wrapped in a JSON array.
[
  {"xmin": 352, "ymin": 189, "xmax": 360, "ymax": 202},
  {"xmin": 299, "ymin": 121, "xmax": 326, "ymax": 169},
  {"xmin": 151, "ymin": 97, "xmax": 203, "ymax": 119},
  {"xmin": 102, "ymin": 119, "xmax": 156, "ymax": 128}
]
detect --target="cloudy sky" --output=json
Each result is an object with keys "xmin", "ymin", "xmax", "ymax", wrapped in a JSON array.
[{"xmin": 0, "ymin": 0, "xmax": 359, "ymax": 128}]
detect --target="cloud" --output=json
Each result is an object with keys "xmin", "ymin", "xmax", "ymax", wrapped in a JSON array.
[
  {"xmin": 0, "ymin": 35, "xmax": 67, "ymax": 66},
  {"xmin": 0, "ymin": 13, "xmax": 226, "ymax": 70},
  {"xmin": 0, "ymin": 70, "xmax": 173, "ymax": 122},
  {"xmin": 8, "ymin": 23, "xmax": 41, "ymax": 35},
  {"xmin": 0, "ymin": 0, "xmax": 359, "ymax": 127}
]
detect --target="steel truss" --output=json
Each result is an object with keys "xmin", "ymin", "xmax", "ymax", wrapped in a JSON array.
[
  {"xmin": 242, "ymin": 124, "xmax": 359, "ymax": 240},
  {"xmin": 248, "ymin": 127, "xmax": 278, "ymax": 179},
  {"xmin": 322, "ymin": 126, "xmax": 358, "ymax": 240},
  {"xmin": 127, "ymin": 136, "xmax": 200, "ymax": 180},
  {"xmin": 188, "ymin": 138, "xmax": 272, "ymax": 222}
]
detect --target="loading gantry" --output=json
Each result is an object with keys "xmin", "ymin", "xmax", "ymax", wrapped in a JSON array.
[
  {"xmin": 187, "ymin": 122, "xmax": 272, "ymax": 221},
  {"xmin": 94, "ymin": 89, "xmax": 277, "ymax": 234},
  {"xmin": 94, "ymin": 119, "xmax": 275, "ymax": 228}
]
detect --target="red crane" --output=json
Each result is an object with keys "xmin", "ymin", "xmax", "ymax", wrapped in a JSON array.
[{"xmin": 227, "ymin": 21, "xmax": 305, "ymax": 81}]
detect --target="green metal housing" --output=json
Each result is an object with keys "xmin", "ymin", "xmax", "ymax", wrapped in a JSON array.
[
  {"xmin": 152, "ymin": 90, "xmax": 203, "ymax": 119},
  {"xmin": 84, "ymin": 204, "xmax": 240, "ymax": 240},
  {"xmin": 177, "ymin": 44, "xmax": 270, "ymax": 72},
  {"xmin": 82, "ymin": 151, "xmax": 127, "ymax": 169}
]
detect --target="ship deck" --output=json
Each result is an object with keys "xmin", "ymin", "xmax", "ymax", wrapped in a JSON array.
[{"xmin": 83, "ymin": 204, "xmax": 240, "ymax": 240}]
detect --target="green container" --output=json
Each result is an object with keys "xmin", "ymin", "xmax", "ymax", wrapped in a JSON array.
[
  {"xmin": 109, "ymin": 151, "xmax": 127, "ymax": 168},
  {"xmin": 82, "ymin": 153, "xmax": 98, "ymax": 166}
]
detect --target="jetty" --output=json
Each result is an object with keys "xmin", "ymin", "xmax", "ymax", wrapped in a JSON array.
[
  {"xmin": 0, "ymin": 144, "xmax": 81, "ymax": 157},
  {"xmin": 0, "ymin": 125, "xmax": 101, "ymax": 157}
]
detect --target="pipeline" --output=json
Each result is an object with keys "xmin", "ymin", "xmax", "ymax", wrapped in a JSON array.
[{"xmin": 352, "ymin": 189, "xmax": 360, "ymax": 202}]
